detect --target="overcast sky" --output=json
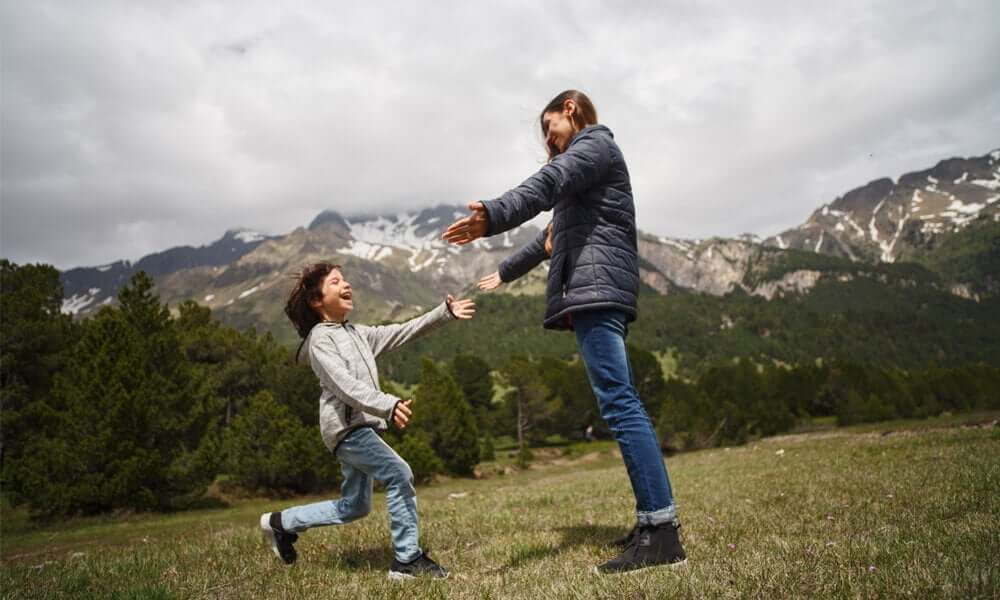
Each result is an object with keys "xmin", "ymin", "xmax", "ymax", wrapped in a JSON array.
[{"xmin": 2, "ymin": 1, "xmax": 998, "ymax": 270}]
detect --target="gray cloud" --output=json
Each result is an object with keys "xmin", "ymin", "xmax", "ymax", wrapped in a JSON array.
[{"xmin": 2, "ymin": 0, "xmax": 998, "ymax": 269}]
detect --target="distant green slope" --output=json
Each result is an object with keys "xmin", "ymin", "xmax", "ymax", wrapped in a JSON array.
[
  {"xmin": 905, "ymin": 216, "xmax": 1000, "ymax": 297},
  {"xmin": 378, "ymin": 273, "xmax": 1000, "ymax": 384}
]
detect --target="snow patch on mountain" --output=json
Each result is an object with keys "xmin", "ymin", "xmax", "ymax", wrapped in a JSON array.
[
  {"xmin": 347, "ymin": 214, "xmax": 442, "ymax": 255},
  {"xmin": 233, "ymin": 230, "xmax": 266, "ymax": 243},
  {"xmin": 868, "ymin": 200, "xmax": 884, "ymax": 241},
  {"xmin": 62, "ymin": 288, "xmax": 101, "ymax": 315},
  {"xmin": 340, "ymin": 240, "xmax": 395, "ymax": 262},
  {"xmin": 971, "ymin": 175, "xmax": 1000, "ymax": 191}
]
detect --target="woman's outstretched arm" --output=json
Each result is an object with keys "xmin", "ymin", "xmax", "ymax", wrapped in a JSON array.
[{"xmin": 498, "ymin": 227, "xmax": 549, "ymax": 283}]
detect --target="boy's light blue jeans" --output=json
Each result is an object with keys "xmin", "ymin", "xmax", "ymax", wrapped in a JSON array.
[
  {"xmin": 279, "ymin": 427, "xmax": 421, "ymax": 563},
  {"xmin": 574, "ymin": 309, "xmax": 679, "ymax": 527}
]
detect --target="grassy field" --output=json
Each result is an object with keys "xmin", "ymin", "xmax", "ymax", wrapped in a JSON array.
[{"xmin": 2, "ymin": 415, "xmax": 998, "ymax": 599}]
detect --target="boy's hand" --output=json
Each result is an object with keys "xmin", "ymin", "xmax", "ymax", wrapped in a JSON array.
[
  {"xmin": 446, "ymin": 294, "xmax": 476, "ymax": 320},
  {"xmin": 478, "ymin": 272, "xmax": 503, "ymax": 291},
  {"xmin": 393, "ymin": 399, "xmax": 413, "ymax": 429}
]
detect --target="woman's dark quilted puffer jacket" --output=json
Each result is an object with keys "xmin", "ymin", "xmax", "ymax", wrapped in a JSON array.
[{"xmin": 483, "ymin": 124, "xmax": 639, "ymax": 330}]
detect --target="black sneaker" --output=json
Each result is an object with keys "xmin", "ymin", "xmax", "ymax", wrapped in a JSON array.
[
  {"xmin": 595, "ymin": 523, "xmax": 687, "ymax": 575},
  {"xmin": 611, "ymin": 524, "xmax": 639, "ymax": 548},
  {"xmin": 388, "ymin": 551, "xmax": 450, "ymax": 580},
  {"xmin": 260, "ymin": 512, "xmax": 298, "ymax": 565}
]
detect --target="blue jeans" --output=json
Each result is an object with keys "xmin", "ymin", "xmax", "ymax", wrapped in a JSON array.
[
  {"xmin": 574, "ymin": 309, "xmax": 678, "ymax": 526},
  {"xmin": 279, "ymin": 427, "xmax": 421, "ymax": 563}
]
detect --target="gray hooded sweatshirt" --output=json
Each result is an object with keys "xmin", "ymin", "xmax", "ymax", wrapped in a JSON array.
[{"xmin": 300, "ymin": 301, "xmax": 456, "ymax": 451}]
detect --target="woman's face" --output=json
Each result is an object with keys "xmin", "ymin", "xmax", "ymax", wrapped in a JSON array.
[
  {"xmin": 542, "ymin": 101, "xmax": 578, "ymax": 155},
  {"xmin": 311, "ymin": 268, "xmax": 353, "ymax": 321}
]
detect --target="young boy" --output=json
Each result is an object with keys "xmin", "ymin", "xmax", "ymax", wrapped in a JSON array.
[{"xmin": 260, "ymin": 262, "xmax": 475, "ymax": 579}]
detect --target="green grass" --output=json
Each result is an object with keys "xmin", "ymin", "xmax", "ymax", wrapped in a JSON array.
[{"xmin": 3, "ymin": 418, "xmax": 998, "ymax": 599}]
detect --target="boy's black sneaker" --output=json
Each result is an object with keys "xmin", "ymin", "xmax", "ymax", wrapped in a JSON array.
[
  {"xmin": 388, "ymin": 551, "xmax": 450, "ymax": 580},
  {"xmin": 260, "ymin": 512, "xmax": 298, "ymax": 565},
  {"xmin": 595, "ymin": 522, "xmax": 687, "ymax": 575}
]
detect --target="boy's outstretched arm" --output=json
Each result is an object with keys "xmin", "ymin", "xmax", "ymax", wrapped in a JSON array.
[{"xmin": 361, "ymin": 295, "xmax": 475, "ymax": 358}]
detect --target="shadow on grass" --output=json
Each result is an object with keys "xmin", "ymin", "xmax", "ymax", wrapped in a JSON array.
[
  {"xmin": 323, "ymin": 545, "xmax": 396, "ymax": 573},
  {"xmin": 504, "ymin": 524, "xmax": 623, "ymax": 569}
]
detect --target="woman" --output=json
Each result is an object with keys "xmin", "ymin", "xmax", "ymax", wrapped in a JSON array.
[{"xmin": 442, "ymin": 90, "xmax": 687, "ymax": 574}]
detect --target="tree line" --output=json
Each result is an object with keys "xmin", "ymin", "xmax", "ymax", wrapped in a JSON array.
[{"xmin": 2, "ymin": 259, "xmax": 998, "ymax": 519}]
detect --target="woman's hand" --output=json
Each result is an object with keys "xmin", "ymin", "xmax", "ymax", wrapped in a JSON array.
[
  {"xmin": 446, "ymin": 294, "xmax": 476, "ymax": 319},
  {"xmin": 544, "ymin": 222, "xmax": 553, "ymax": 256},
  {"xmin": 442, "ymin": 202, "xmax": 489, "ymax": 245},
  {"xmin": 478, "ymin": 272, "xmax": 503, "ymax": 291},
  {"xmin": 392, "ymin": 399, "xmax": 413, "ymax": 429}
]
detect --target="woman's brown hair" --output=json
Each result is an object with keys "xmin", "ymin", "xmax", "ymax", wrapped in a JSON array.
[
  {"xmin": 285, "ymin": 262, "xmax": 341, "ymax": 339},
  {"xmin": 539, "ymin": 90, "xmax": 598, "ymax": 160}
]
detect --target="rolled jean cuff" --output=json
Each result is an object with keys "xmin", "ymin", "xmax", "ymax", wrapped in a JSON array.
[{"xmin": 637, "ymin": 505, "xmax": 678, "ymax": 527}]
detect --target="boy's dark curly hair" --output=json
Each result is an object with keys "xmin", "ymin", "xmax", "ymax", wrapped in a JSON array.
[{"xmin": 285, "ymin": 262, "xmax": 341, "ymax": 339}]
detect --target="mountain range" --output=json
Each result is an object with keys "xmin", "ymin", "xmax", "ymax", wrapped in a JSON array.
[{"xmin": 58, "ymin": 148, "xmax": 1000, "ymax": 345}]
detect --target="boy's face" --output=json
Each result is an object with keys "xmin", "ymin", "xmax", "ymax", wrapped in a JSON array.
[{"xmin": 311, "ymin": 268, "xmax": 353, "ymax": 321}]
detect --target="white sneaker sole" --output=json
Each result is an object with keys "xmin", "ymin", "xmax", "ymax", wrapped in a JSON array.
[
  {"xmin": 387, "ymin": 570, "xmax": 450, "ymax": 581},
  {"xmin": 592, "ymin": 558, "xmax": 688, "ymax": 575},
  {"xmin": 260, "ymin": 513, "xmax": 282, "ymax": 561}
]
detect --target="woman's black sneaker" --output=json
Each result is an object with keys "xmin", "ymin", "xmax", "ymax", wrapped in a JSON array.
[
  {"xmin": 612, "ymin": 524, "xmax": 639, "ymax": 548},
  {"xmin": 388, "ymin": 552, "xmax": 450, "ymax": 580},
  {"xmin": 260, "ymin": 512, "xmax": 298, "ymax": 565},
  {"xmin": 595, "ymin": 523, "xmax": 687, "ymax": 574}
]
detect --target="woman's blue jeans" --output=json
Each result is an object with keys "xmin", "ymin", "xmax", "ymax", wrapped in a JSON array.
[
  {"xmin": 573, "ymin": 309, "xmax": 678, "ymax": 526},
  {"xmin": 278, "ymin": 427, "xmax": 421, "ymax": 563}
]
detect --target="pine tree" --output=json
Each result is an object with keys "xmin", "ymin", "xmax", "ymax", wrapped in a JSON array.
[
  {"xmin": 497, "ymin": 355, "xmax": 554, "ymax": 457},
  {"xmin": 0, "ymin": 260, "xmax": 75, "ymax": 487},
  {"xmin": 222, "ymin": 390, "xmax": 326, "ymax": 493},
  {"xmin": 451, "ymin": 353, "xmax": 494, "ymax": 430},
  {"xmin": 10, "ymin": 272, "xmax": 210, "ymax": 516},
  {"xmin": 412, "ymin": 358, "xmax": 479, "ymax": 475}
]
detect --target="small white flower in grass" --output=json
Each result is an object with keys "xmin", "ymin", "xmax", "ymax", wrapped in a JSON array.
[
  {"xmin": 775, "ymin": 449, "xmax": 785, "ymax": 456},
  {"xmin": 868, "ymin": 565, "xmax": 877, "ymax": 572},
  {"xmin": 886, "ymin": 494, "xmax": 894, "ymax": 499},
  {"xmin": 727, "ymin": 543, "xmax": 736, "ymax": 550}
]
